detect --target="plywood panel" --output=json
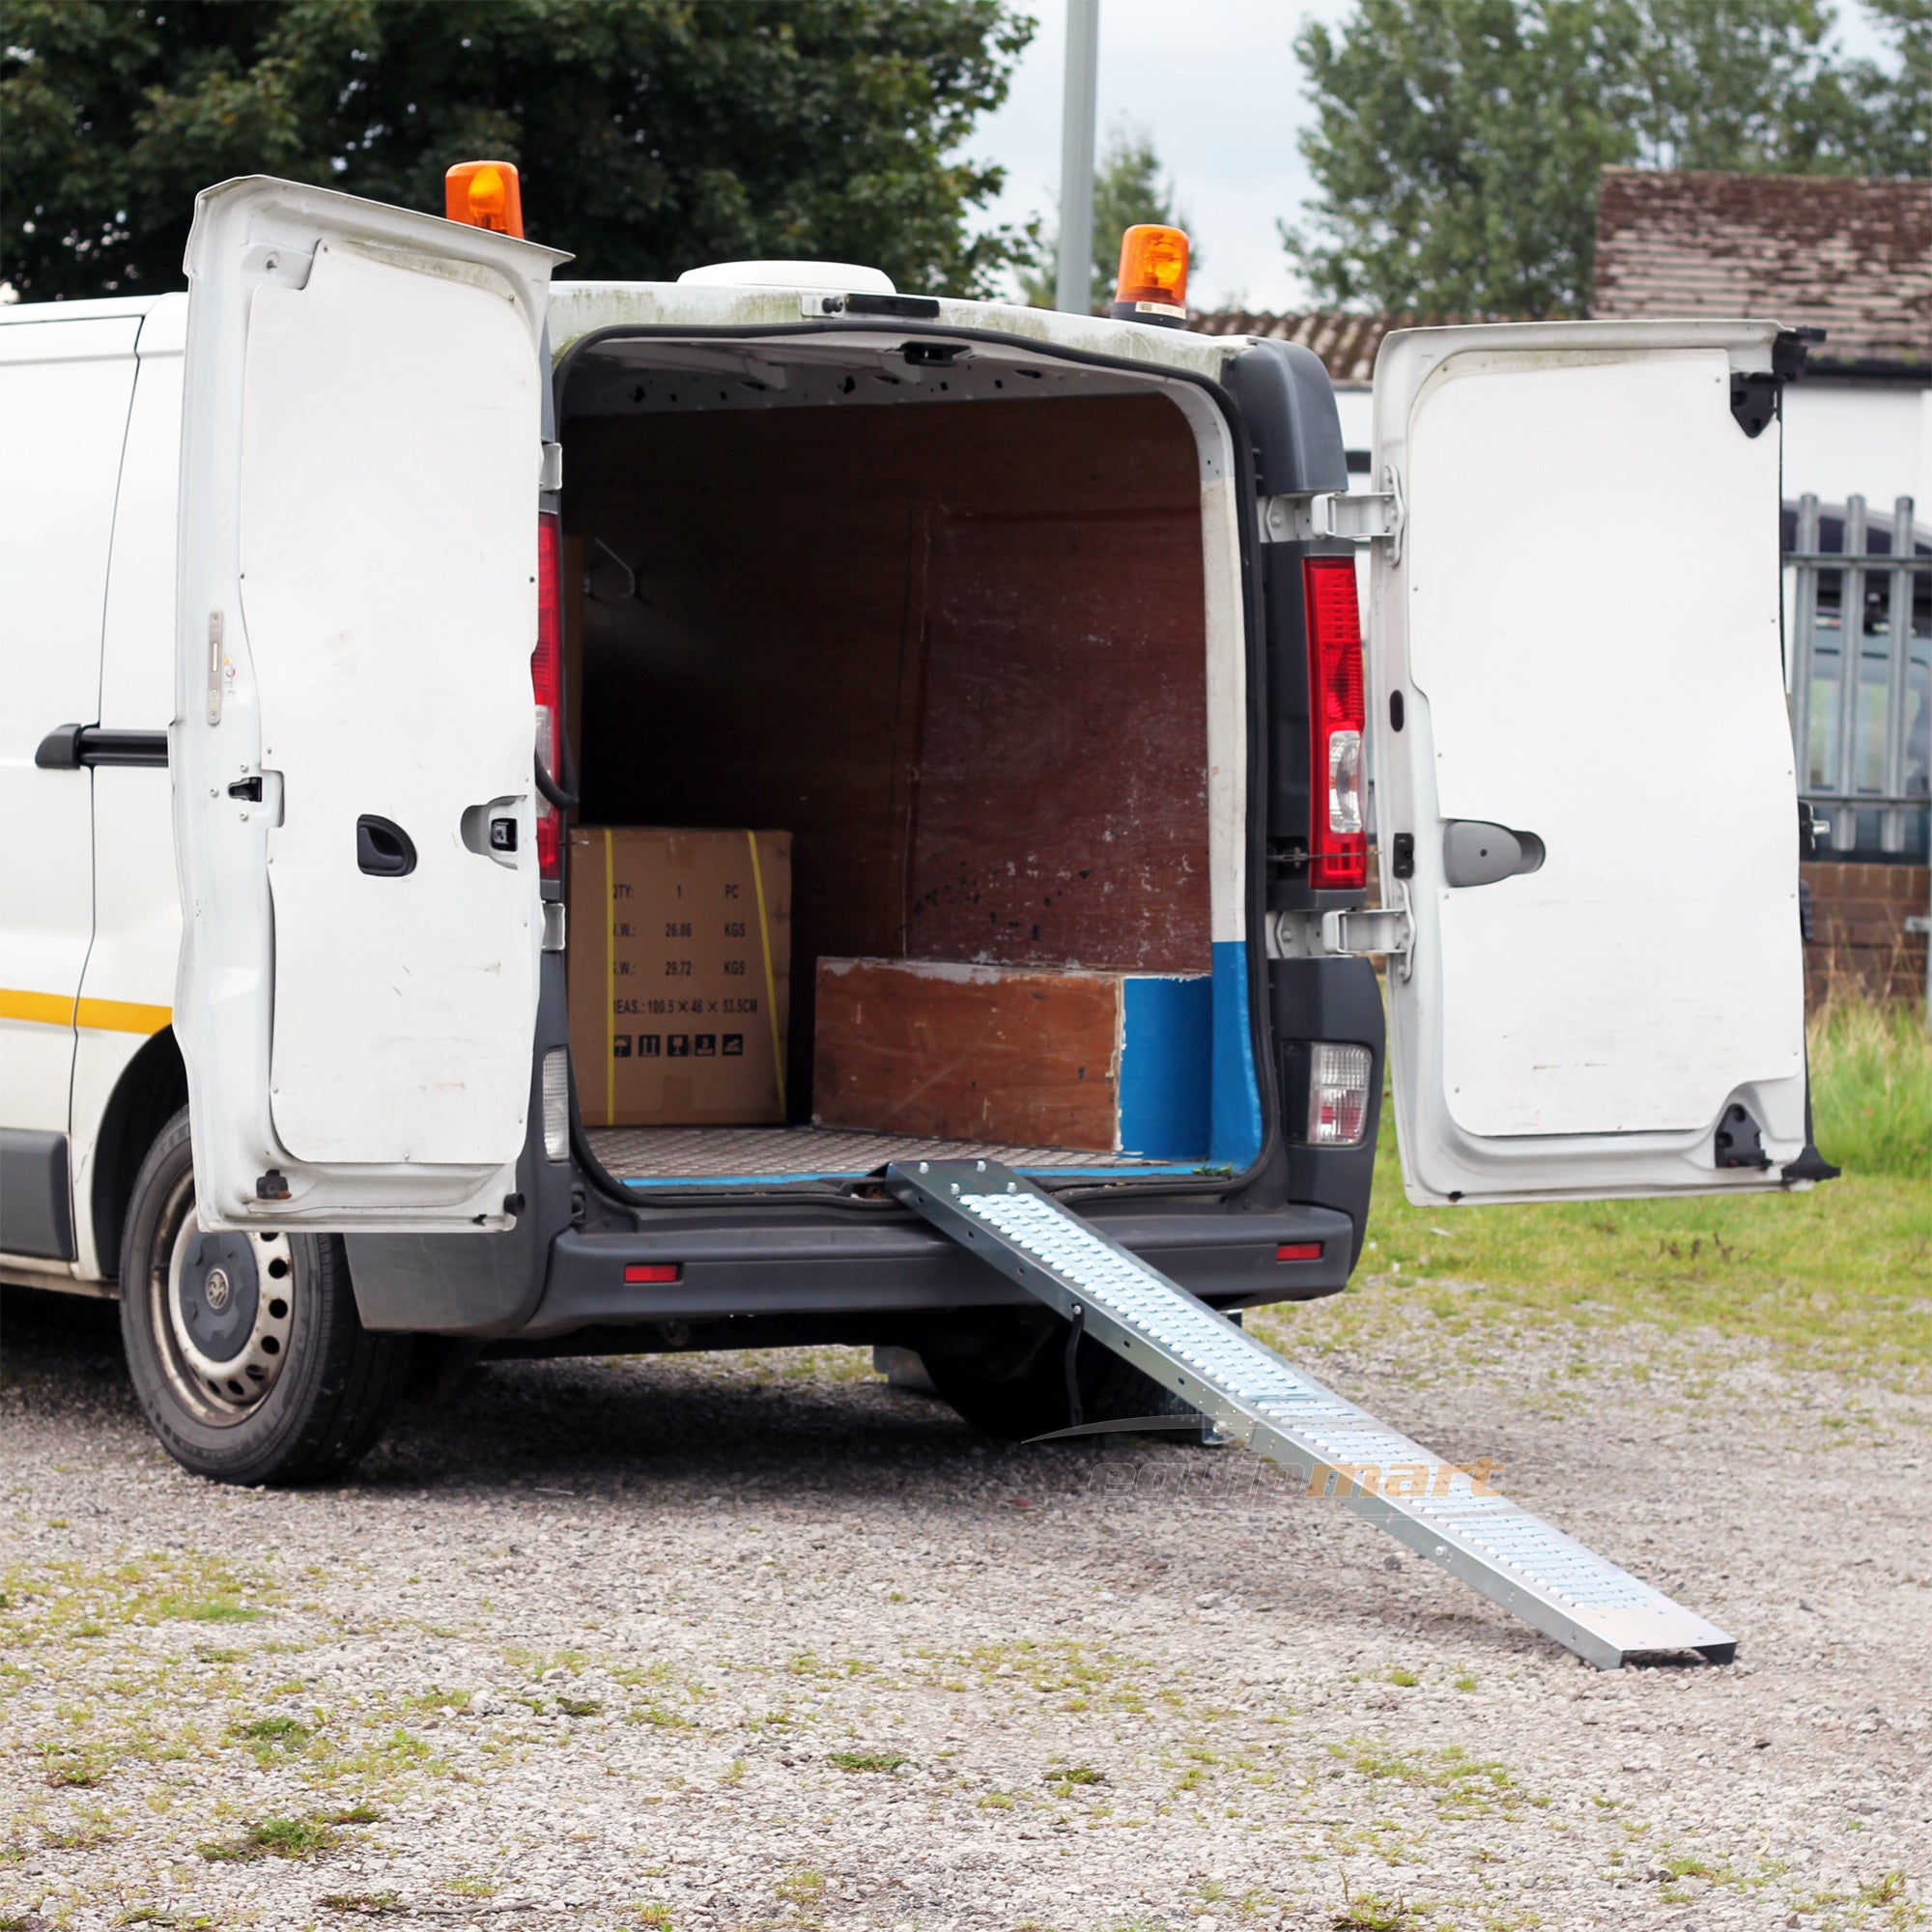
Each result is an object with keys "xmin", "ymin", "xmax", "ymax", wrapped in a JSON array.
[
  {"xmin": 907, "ymin": 497, "xmax": 1209, "ymax": 971},
  {"xmin": 813, "ymin": 957, "xmax": 1122, "ymax": 1151}
]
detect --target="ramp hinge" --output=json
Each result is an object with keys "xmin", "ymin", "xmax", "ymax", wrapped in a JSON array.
[
  {"xmin": 1259, "ymin": 469, "xmax": 1403, "ymax": 554},
  {"xmin": 1321, "ymin": 903, "xmax": 1411, "ymax": 960}
]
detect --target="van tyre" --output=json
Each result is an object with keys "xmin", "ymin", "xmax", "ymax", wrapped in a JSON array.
[
  {"xmin": 917, "ymin": 1313, "xmax": 1198, "ymax": 1443},
  {"xmin": 119, "ymin": 1109, "xmax": 411, "ymax": 1486}
]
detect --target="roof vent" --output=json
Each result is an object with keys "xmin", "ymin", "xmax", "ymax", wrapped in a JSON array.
[{"xmin": 676, "ymin": 260, "xmax": 895, "ymax": 295}]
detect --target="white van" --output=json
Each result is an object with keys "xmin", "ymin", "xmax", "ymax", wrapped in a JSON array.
[{"xmin": 0, "ymin": 175, "xmax": 1828, "ymax": 1488}]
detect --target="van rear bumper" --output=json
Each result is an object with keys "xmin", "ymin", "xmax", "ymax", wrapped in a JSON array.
[{"xmin": 510, "ymin": 1201, "xmax": 1353, "ymax": 1343}]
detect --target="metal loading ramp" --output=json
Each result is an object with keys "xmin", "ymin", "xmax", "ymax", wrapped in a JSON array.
[{"xmin": 886, "ymin": 1159, "xmax": 1735, "ymax": 1672}]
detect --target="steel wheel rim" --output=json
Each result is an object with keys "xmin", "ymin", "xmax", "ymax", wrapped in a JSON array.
[{"xmin": 149, "ymin": 1168, "xmax": 296, "ymax": 1425}]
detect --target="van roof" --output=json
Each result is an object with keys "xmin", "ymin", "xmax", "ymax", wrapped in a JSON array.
[
  {"xmin": 0, "ymin": 293, "xmax": 180, "ymax": 326},
  {"xmin": 0, "ymin": 283, "xmax": 1245, "ymax": 384},
  {"xmin": 549, "ymin": 280, "xmax": 1240, "ymax": 383}
]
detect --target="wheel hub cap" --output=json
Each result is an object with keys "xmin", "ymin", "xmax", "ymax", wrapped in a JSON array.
[{"xmin": 166, "ymin": 1220, "xmax": 296, "ymax": 1409}]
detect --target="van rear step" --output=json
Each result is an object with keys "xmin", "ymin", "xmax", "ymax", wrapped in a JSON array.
[
  {"xmin": 588, "ymin": 1124, "xmax": 1202, "ymax": 1187},
  {"xmin": 887, "ymin": 1158, "xmax": 1735, "ymax": 1671}
]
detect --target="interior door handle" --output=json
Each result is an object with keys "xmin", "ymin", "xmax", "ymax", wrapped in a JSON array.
[
  {"xmin": 1442, "ymin": 820, "xmax": 1544, "ymax": 887},
  {"xmin": 355, "ymin": 814, "xmax": 417, "ymax": 877}
]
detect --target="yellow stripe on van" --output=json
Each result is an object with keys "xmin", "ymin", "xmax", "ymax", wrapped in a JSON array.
[
  {"xmin": 76, "ymin": 997, "xmax": 172, "ymax": 1036},
  {"xmin": 0, "ymin": 988, "xmax": 75, "ymax": 1028},
  {"xmin": 0, "ymin": 988, "xmax": 171, "ymax": 1036}
]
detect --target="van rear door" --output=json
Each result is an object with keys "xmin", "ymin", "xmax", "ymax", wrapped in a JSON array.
[
  {"xmin": 175, "ymin": 177, "xmax": 568, "ymax": 1231},
  {"xmin": 1364, "ymin": 321, "xmax": 1812, "ymax": 1206}
]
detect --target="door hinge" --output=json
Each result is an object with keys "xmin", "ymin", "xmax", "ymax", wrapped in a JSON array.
[
  {"xmin": 539, "ymin": 441, "xmax": 563, "ymax": 494},
  {"xmin": 1321, "ymin": 902, "xmax": 1412, "ymax": 960},
  {"xmin": 1259, "ymin": 469, "xmax": 1403, "ymax": 555}
]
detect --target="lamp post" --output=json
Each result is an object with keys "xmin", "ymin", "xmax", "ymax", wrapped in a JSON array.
[{"xmin": 1056, "ymin": 0, "xmax": 1099, "ymax": 315}]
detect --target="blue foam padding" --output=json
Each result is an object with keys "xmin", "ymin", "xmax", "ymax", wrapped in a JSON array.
[
  {"xmin": 1118, "ymin": 974, "xmax": 1213, "ymax": 1158},
  {"xmin": 1209, "ymin": 939, "xmax": 1264, "ymax": 1170}
]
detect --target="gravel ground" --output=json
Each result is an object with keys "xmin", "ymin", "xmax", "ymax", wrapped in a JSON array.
[{"xmin": 2, "ymin": 1281, "xmax": 1927, "ymax": 1932}]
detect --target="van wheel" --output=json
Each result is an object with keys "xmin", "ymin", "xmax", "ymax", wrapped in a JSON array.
[
  {"xmin": 917, "ymin": 1314, "xmax": 1193, "ymax": 1443},
  {"xmin": 118, "ymin": 1109, "xmax": 411, "ymax": 1486}
]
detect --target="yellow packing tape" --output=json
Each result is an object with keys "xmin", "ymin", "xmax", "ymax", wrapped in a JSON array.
[
  {"xmin": 746, "ymin": 831, "xmax": 787, "ymax": 1114},
  {"xmin": 603, "ymin": 825, "xmax": 615, "ymax": 1127}
]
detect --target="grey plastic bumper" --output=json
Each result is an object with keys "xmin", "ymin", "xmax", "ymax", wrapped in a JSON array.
[{"xmin": 515, "ymin": 1201, "xmax": 1354, "ymax": 1341}]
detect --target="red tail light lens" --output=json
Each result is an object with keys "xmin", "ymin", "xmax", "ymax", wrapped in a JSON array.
[
  {"xmin": 533, "ymin": 512, "xmax": 562, "ymax": 883},
  {"xmin": 1303, "ymin": 558, "xmax": 1367, "ymax": 889}
]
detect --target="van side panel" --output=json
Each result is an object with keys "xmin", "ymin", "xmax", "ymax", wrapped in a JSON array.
[
  {"xmin": 0, "ymin": 321, "xmax": 137, "ymax": 1215},
  {"xmin": 68, "ymin": 316, "xmax": 187, "ymax": 1278}
]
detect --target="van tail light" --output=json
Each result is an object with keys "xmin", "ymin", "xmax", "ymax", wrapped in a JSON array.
[
  {"xmin": 1305, "ymin": 1042, "xmax": 1373, "ymax": 1146},
  {"xmin": 1303, "ymin": 558, "xmax": 1367, "ymax": 889},
  {"xmin": 540, "ymin": 1046, "xmax": 571, "ymax": 1161},
  {"xmin": 533, "ymin": 512, "xmax": 563, "ymax": 883}
]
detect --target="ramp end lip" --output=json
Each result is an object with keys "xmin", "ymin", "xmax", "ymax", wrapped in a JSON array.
[{"xmin": 1615, "ymin": 1638, "xmax": 1739, "ymax": 1670}]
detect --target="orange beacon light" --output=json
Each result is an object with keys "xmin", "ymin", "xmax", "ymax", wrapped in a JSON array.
[
  {"xmin": 1109, "ymin": 224, "xmax": 1190, "ymax": 327},
  {"xmin": 444, "ymin": 160, "xmax": 525, "ymax": 238}
]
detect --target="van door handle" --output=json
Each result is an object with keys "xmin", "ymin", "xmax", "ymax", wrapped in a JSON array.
[
  {"xmin": 1442, "ymin": 820, "xmax": 1545, "ymax": 887},
  {"xmin": 355, "ymin": 814, "xmax": 417, "ymax": 877},
  {"xmin": 460, "ymin": 796, "xmax": 526, "ymax": 869},
  {"xmin": 36, "ymin": 724, "xmax": 169, "ymax": 769}
]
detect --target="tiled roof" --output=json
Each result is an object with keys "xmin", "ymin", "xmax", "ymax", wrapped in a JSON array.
[
  {"xmin": 1186, "ymin": 309, "xmax": 1455, "ymax": 384},
  {"xmin": 1592, "ymin": 169, "xmax": 1932, "ymax": 371}
]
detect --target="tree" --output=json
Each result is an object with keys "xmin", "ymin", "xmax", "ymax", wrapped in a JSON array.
[
  {"xmin": 1839, "ymin": 0, "xmax": 1932, "ymax": 176},
  {"xmin": 1284, "ymin": 0, "xmax": 1930, "ymax": 318},
  {"xmin": 1018, "ymin": 117, "xmax": 1201, "ymax": 310},
  {"xmin": 0, "ymin": 0, "xmax": 1033, "ymax": 303}
]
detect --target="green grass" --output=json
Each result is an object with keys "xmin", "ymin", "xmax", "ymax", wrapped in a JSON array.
[
  {"xmin": 1325, "ymin": 1738, "xmax": 1534, "ymax": 1818},
  {"xmin": 1280, "ymin": 997, "xmax": 1932, "ymax": 1377},
  {"xmin": 828, "ymin": 1748, "xmax": 907, "ymax": 1773},
  {"xmin": 198, "ymin": 1814, "xmax": 339, "ymax": 1862},
  {"xmin": 1809, "ymin": 997, "xmax": 1932, "ymax": 1179},
  {"xmin": 197, "ymin": 1805, "xmax": 378, "ymax": 1863}
]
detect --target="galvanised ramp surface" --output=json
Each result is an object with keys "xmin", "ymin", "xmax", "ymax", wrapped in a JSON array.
[{"xmin": 886, "ymin": 1159, "xmax": 1735, "ymax": 1671}]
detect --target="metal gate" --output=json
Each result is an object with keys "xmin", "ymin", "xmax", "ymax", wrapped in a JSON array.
[
  {"xmin": 1786, "ymin": 494, "xmax": 1931, "ymax": 1015},
  {"xmin": 1786, "ymin": 493, "xmax": 1931, "ymax": 860}
]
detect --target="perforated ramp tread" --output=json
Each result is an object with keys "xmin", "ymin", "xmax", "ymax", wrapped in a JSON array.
[
  {"xmin": 586, "ymin": 1125, "xmax": 1201, "ymax": 1186},
  {"xmin": 887, "ymin": 1157, "xmax": 1736, "ymax": 1672}
]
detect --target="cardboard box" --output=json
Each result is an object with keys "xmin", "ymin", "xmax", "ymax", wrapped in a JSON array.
[
  {"xmin": 812, "ymin": 957, "xmax": 1209, "ymax": 1155},
  {"xmin": 569, "ymin": 828, "xmax": 791, "ymax": 1126}
]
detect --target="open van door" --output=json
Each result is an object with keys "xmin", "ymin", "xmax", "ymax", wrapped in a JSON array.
[
  {"xmin": 175, "ymin": 177, "xmax": 568, "ymax": 1231},
  {"xmin": 1363, "ymin": 321, "xmax": 1815, "ymax": 1206}
]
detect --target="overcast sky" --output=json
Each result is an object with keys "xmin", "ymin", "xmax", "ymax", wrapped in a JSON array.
[{"xmin": 964, "ymin": 0, "xmax": 1901, "ymax": 315}]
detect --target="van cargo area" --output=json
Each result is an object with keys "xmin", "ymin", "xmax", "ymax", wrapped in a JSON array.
[{"xmin": 554, "ymin": 332, "xmax": 1255, "ymax": 1193}]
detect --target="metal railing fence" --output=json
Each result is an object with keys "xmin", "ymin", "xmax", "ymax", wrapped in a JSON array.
[{"xmin": 1785, "ymin": 493, "xmax": 1931, "ymax": 860}]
